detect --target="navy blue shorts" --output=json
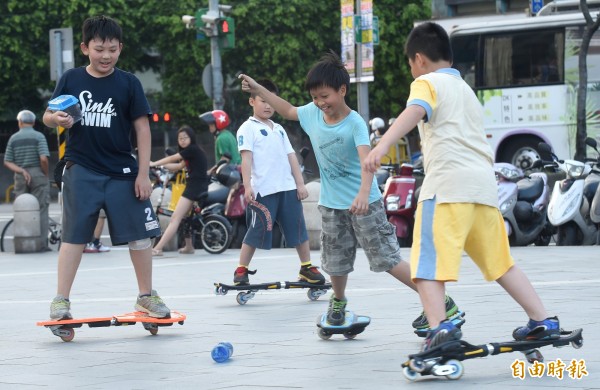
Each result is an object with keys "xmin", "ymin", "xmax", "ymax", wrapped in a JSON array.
[
  {"xmin": 61, "ymin": 163, "xmax": 161, "ymax": 245},
  {"xmin": 243, "ymin": 190, "xmax": 308, "ymax": 250}
]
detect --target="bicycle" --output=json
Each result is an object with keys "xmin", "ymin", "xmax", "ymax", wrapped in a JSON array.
[{"xmin": 1, "ymin": 216, "xmax": 62, "ymax": 252}]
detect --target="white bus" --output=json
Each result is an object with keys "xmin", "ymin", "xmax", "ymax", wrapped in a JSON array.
[{"xmin": 435, "ymin": 1, "xmax": 600, "ymax": 169}]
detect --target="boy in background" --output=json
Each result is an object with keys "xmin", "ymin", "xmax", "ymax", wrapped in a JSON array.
[{"xmin": 233, "ymin": 78, "xmax": 325, "ymax": 286}]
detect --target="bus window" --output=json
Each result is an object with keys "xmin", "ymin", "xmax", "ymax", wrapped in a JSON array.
[
  {"xmin": 480, "ymin": 30, "xmax": 564, "ymax": 88},
  {"xmin": 452, "ymin": 34, "xmax": 479, "ymax": 88}
]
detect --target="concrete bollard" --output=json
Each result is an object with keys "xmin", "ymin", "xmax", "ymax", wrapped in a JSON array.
[
  {"xmin": 150, "ymin": 187, "xmax": 178, "ymax": 251},
  {"xmin": 302, "ymin": 180, "xmax": 322, "ymax": 250},
  {"xmin": 13, "ymin": 193, "xmax": 43, "ymax": 253}
]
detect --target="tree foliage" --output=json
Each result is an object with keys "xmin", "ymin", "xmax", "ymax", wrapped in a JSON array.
[{"xmin": 0, "ymin": 0, "xmax": 429, "ymax": 137}]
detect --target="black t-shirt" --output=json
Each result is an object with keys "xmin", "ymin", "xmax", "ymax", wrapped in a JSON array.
[
  {"xmin": 179, "ymin": 144, "xmax": 209, "ymax": 193},
  {"xmin": 50, "ymin": 67, "xmax": 152, "ymax": 179}
]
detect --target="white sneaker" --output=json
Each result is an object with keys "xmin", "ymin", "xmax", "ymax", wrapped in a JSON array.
[
  {"xmin": 83, "ymin": 243, "xmax": 99, "ymax": 253},
  {"xmin": 96, "ymin": 242, "xmax": 111, "ymax": 252}
]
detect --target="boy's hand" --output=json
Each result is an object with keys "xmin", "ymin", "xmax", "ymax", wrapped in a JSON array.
[
  {"xmin": 53, "ymin": 110, "xmax": 74, "ymax": 129},
  {"xmin": 363, "ymin": 145, "xmax": 387, "ymax": 173},
  {"xmin": 296, "ymin": 184, "xmax": 308, "ymax": 201},
  {"xmin": 350, "ymin": 193, "xmax": 369, "ymax": 215},
  {"xmin": 135, "ymin": 174, "xmax": 152, "ymax": 201},
  {"xmin": 244, "ymin": 185, "xmax": 255, "ymax": 204},
  {"xmin": 239, "ymin": 74, "xmax": 258, "ymax": 94}
]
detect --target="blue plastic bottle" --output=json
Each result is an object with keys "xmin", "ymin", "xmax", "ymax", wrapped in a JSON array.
[{"xmin": 211, "ymin": 342, "xmax": 234, "ymax": 363}]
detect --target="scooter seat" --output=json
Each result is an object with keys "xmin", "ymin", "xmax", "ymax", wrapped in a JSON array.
[{"xmin": 517, "ymin": 177, "xmax": 544, "ymax": 202}]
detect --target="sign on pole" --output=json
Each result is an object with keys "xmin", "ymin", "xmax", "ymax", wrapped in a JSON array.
[{"xmin": 49, "ymin": 28, "xmax": 74, "ymax": 81}]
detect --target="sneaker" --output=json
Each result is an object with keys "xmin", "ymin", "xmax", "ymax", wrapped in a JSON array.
[
  {"xmin": 412, "ymin": 295, "xmax": 460, "ymax": 330},
  {"xmin": 422, "ymin": 319, "xmax": 462, "ymax": 352},
  {"xmin": 233, "ymin": 266, "xmax": 257, "ymax": 285},
  {"xmin": 298, "ymin": 263, "xmax": 326, "ymax": 284},
  {"xmin": 50, "ymin": 295, "xmax": 72, "ymax": 320},
  {"xmin": 513, "ymin": 316, "xmax": 560, "ymax": 341},
  {"xmin": 135, "ymin": 290, "xmax": 171, "ymax": 318},
  {"xmin": 326, "ymin": 296, "xmax": 348, "ymax": 325},
  {"xmin": 96, "ymin": 242, "xmax": 111, "ymax": 252},
  {"xmin": 83, "ymin": 243, "xmax": 99, "ymax": 253}
]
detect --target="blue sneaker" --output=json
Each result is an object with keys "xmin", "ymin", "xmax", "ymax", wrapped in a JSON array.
[
  {"xmin": 513, "ymin": 316, "xmax": 560, "ymax": 341},
  {"xmin": 422, "ymin": 319, "xmax": 462, "ymax": 351}
]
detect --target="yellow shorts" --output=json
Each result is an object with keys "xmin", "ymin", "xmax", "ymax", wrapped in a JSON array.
[{"xmin": 410, "ymin": 199, "xmax": 514, "ymax": 282}]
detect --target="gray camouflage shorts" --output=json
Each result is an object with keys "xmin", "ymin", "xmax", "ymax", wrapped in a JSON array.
[{"xmin": 318, "ymin": 200, "xmax": 403, "ymax": 276}]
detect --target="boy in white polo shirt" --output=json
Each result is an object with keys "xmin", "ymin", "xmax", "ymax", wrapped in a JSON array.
[{"xmin": 233, "ymin": 79, "xmax": 326, "ymax": 286}]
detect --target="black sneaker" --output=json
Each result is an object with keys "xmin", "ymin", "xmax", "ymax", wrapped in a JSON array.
[
  {"xmin": 326, "ymin": 296, "xmax": 347, "ymax": 325},
  {"xmin": 412, "ymin": 295, "xmax": 460, "ymax": 330},
  {"xmin": 233, "ymin": 266, "xmax": 256, "ymax": 285},
  {"xmin": 299, "ymin": 264, "xmax": 326, "ymax": 284},
  {"xmin": 422, "ymin": 319, "xmax": 462, "ymax": 352}
]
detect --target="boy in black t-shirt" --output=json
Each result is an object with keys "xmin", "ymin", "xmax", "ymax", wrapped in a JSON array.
[{"xmin": 43, "ymin": 15, "xmax": 170, "ymax": 320}]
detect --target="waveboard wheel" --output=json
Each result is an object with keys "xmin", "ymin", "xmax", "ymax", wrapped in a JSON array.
[
  {"xmin": 60, "ymin": 328, "xmax": 75, "ymax": 342},
  {"xmin": 402, "ymin": 366, "xmax": 419, "ymax": 381},
  {"xmin": 318, "ymin": 329, "xmax": 332, "ymax": 340},
  {"xmin": 215, "ymin": 286, "xmax": 227, "ymax": 295},
  {"xmin": 524, "ymin": 349, "xmax": 544, "ymax": 363},
  {"xmin": 143, "ymin": 322, "xmax": 159, "ymax": 335},
  {"xmin": 572, "ymin": 338, "xmax": 583, "ymax": 349},
  {"xmin": 343, "ymin": 332, "xmax": 357, "ymax": 340},
  {"xmin": 236, "ymin": 292, "xmax": 249, "ymax": 305},
  {"xmin": 444, "ymin": 359, "xmax": 464, "ymax": 380},
  {"xmin": 408, "ymin": 358, "xmax": 426, "ymax": 373},
  {"xmin": 307, "ymin": 289, "xmax": 319, "ymax": 301}
]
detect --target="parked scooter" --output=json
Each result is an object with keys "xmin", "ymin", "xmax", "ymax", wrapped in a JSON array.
[
  {"xmin": 382, "ymin": 163, "xmax": 420, "ymax": 247},
  {"xmin": 539, "ymin": 139, "xmax": 600, "ymax": 245},
  {"xmin": 584, "ymin": 138, "xmax": 600, "ymax": 244},
  {"xmin": 494, "ymin": 162, "xmax": 553, "ymax": 246}
]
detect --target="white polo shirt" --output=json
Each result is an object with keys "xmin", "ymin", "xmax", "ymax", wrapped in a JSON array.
[{"xmin": 237, "ymin": 116, "xmax": 297, "ymax": 197}]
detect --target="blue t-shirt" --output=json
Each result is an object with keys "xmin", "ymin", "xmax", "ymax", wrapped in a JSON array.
[
  {"xmin": 297, "ymin": 103, "xmax": 380, "ymax": 209},
  {"xmin": 50, "ymin": 67, "xmax": 152, "ymax": 179}
]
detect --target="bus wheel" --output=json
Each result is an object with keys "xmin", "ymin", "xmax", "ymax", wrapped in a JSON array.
[{"xmin": 498, "ymin": 137, "xmax": 542, "ymax": 171}]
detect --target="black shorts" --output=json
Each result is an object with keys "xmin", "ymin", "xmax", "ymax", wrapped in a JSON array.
[
  {"xmin": 182, "ymin": 180, "xmax": 207, "ymax": 202},
  {"xmin": 61, "ymin": 163, "xmax": 161, "ymax": 245}
]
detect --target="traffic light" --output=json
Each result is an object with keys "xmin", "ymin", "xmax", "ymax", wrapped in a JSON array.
[
  {"xmin": 152, "ymin": 113, "xmax": 159, "ymax": 122},
  {"xmin": 163, "ymin": 112, "xmax": 171, "ymax": 122},
  {"xmin": 217, "ymin": 17, "xmax": 235, "ymax": 49}
]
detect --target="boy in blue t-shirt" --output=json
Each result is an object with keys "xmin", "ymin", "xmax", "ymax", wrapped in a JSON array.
[
  {"xmin": 238, "ymin": 52, "xmax": 462, "ymax": 330},
  {"xmin": 42, "ymin": 15, "xmax": 170, "ymax": 320}
]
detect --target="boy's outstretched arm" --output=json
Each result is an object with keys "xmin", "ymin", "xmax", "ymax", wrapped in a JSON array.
[
  {"xmin": 363, "ymin": 105, "xmax": 425, "ymax": 173},
  {"xmin": 239, "ymin": 74, "xmax": 298, "ymax": 121}
]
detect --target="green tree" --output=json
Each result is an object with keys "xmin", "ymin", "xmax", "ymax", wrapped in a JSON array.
[{"xmin": 0, "ymin": 0, "xmax": 429, "ymax": 138}]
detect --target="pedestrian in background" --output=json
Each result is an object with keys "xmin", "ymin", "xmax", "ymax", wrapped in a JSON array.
[{"xmin": 3, "ymin": 110, "xmax": 51, "ymax": 251}]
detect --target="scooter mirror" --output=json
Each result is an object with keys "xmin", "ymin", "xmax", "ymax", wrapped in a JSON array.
[{"xmin": 585, "ymin": 137, "xmax": 598, "ymax": 150}]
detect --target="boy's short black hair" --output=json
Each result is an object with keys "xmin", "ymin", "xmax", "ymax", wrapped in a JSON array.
[
  {"xmin": 82, "ymin": 15, "xmax": 123, "ymax": 46},
  {"xmin": 305, "ymin": 50, "xmax": 350, "ymax": 94},
  {"xmin": 405, "ymin": 22, "xmax": 453, "ymax": 63},
  {"xmin": 252, "ymin": 79, "xmax": 279, "ymax": 98}
]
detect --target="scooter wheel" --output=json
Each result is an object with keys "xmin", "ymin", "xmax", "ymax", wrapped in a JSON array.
[
  {"xmin": 444, "ymin": 359, "xmax": 464, "ymax": 380},
  {"xmin": 409, "ymin": 358, "xmax": 426, "ymax": 373},
  {"xmin": 318, "ymin": 329, "xmax": 332, "ymax": 340},
  {"xmin": 236, "ymin": 292, "xmax": 249, "ymax": 305},
  {"xmin": 60, "ymin": 328, "xmax": 75, "ymax": 342},
  {"xmin": 524, "ymin": 349, "xmax": 544, "ymax": 363},
  {"xmin": 402, "ymin": 366, "xmax": 419, "ymax": 381},
  {"xmin": 572, "ymin": 339, "xmax": 583, "ymax": 349}
]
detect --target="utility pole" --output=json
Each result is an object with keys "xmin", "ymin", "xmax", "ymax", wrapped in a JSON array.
[{"xmin": 208, "ymin": 0, "xmax": 224, "ymax": 110}]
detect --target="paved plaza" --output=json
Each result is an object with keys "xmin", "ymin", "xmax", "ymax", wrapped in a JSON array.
[{"xmin": 0, "ymin": 204, "xmax": 598, "ymax": 389}]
